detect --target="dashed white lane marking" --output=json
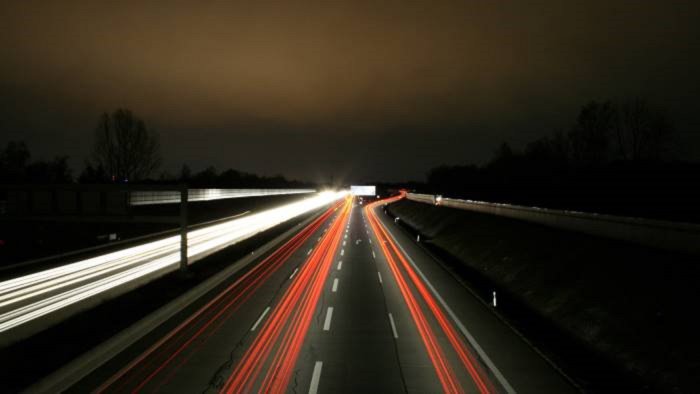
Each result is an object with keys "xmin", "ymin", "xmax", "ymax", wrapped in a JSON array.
[
  {"xmin": 340, "ymin": 249, "xmax": 345, "ymax": 256},
  {"xmin": 307, "ymin": 248, "xmax": 313, "ymax": 255},
  {"xmin": 369, "ymin": 239, "xmax": 372, "ymax": 244},
  {"xmin": 343, "ymin": 240, "xmax": 346, "ymax": 246},
  {"xmin": 372, "ymin": 251, "xmax": 376, "ymax": 259},
  {"xmin": 317, "ymin": 236, "xmax": 321, "ymax": 242},
  {"xmin": 323, "ymin": 307, "xmax": 334, "ymax": 331},
  {"xmin": 344, "ymin": 234, "xmax": 347, "ymax": 239},
  {"xmin": 289, "ymin": 268, "xmax": 299, "ymax": 280},
  {"xmin": 337, "ymin": 260, "xmax": 343, "ymax": 270},
  {"xmin": 309, "ymin": 361, "xmax": 323, "ymax": 394},
  {"xmin": 251, "ymin": 306, "xmax": 271, "ymax": 331},
  {"xmin": 332, "ymin": 278, "xmax": 339, "ymax": 292},
  {"xmin": 382, "ymin": 222, "xmax": 516, "ymax": 394},
  {"xmin": 377, "ymin": 271, "xmax": 383, "ymax": 284},
  {"xmin": 388, "ymin": 313, "xmax": 399, "ymax": 338}
]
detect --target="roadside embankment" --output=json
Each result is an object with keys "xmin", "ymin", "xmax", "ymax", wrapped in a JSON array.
[{"xmin": 387, "ymin": 199, "xmax": 700, "ymax": 393}]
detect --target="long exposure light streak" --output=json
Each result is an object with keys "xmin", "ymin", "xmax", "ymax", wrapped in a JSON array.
[
  {"xmin": 96, "ymin": 201, "xmax": 343, "ymax": 393},
  {"xmin": 366, "ymin": 195, "xmax": 495, "ymax": 394},
  {"xmin": 222, "ymin": 197, "xmax": 352, "ymax": 393},
  {"xmin": 0, "ymin": 191, "xmax": 346, "ymax": 340}
]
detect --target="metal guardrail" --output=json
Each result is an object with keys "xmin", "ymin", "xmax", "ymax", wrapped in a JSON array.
[
  {"xmin": 129, "ymin": 188, "xmax": 315, "ymax": 205},
  {"xmin": 406, "ymin": 193, "xmax": 700, "ymax": 256}
]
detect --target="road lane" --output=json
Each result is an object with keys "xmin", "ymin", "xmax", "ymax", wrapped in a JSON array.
[
  {"xmin": 71, "ymin": 194, "xmax": 577, "ymax": 393},
  {"xmin": 367, "ymin": 200, "xmax": 482, "ymax": 393},
  {"xmin": 367, "ymin": 196, "xmax": 577, "ymax": 394},
  {"xmin": 71, "ymin": 200, "xmax": 347, "ymax": 392},
  {"xmin": 219, "ymin": 197, "xmax": 352, "ymax": 393},
  {"xmin": 291, "ymin": 199, "xmax": 407, "ymax": 393}
]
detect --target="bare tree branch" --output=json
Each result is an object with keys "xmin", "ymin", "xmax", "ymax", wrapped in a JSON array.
[{"xmin": 92, "ymin": 109, "xmax": 161, "ymax": 182}]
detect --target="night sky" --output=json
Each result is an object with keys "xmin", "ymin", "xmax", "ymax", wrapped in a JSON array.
[{"xmin": 2, "ymin": 1, "xmax": 699, "ymax": 182}]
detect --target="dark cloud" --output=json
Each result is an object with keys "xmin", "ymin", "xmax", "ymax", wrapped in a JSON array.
[{"xmin": 2, "ymin": 1, "xmax": 699, "ymax": 181}]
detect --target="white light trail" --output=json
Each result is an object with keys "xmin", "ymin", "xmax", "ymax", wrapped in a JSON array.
[{"xmin": 0, "ymin": 191, "xmax": 347, "ymax": 338}]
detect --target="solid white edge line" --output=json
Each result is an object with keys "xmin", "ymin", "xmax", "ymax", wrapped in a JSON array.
[
  {"xmin": 251, "ymin": 306, "xmax": 271, "ymax": 331},
  {"xmin": 309, "ymin": 361, "xmax": 323, "ymax": 394},
  {"xmin": 388, "ymin": 312, "xmax": 399, "ymax": 339},
  {"xmin": 377, "ymin": 271, "xmax": 383, "ymax": 284},
  {"xmin": 289, "ymin": 268, "xmax": 299, "ymax": 280},
  {"xmin": 323, "ymin": 307, "xmax": 334, "ymax": 331},
  {"xmin": 332, "ymin": 278, "xmax": 339, "ymax": 292},
  {"xmin": 380, "ymin": 208, "xmax": 517, "ymax": 394}
]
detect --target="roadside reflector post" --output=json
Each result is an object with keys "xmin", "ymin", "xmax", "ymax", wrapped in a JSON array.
[
  {"xmin": 492, "ymin": 291, "xmax": 497, "ymax": 307},
  {"xmin": 180, "ymin": 185, "xmax": 188, "ymax": 272}
]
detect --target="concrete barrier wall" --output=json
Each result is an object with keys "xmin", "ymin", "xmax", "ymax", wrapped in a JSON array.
[{"xmin": 406, "ymin": 193, "xmax": 700, "ymax": 256}]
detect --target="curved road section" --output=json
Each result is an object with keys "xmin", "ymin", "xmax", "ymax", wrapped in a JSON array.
[{"xmin": 70, "ymin": 195, "xmax": 576, "ymax": 393}]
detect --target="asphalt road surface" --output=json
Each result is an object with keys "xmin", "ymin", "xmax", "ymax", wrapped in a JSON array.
[{"xmin": 73, "ymin": 196, "xmax": 576, "ymax": 393}]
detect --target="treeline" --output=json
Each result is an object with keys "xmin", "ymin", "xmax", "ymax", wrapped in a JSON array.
[
  {"xmin": 0, "ymin": 140, "xmax": 308, "ymax": 189},
  {"xmin": 0, "ymin": 141, "xmax": 72, "ymax": 184},
  {"xmin": 155, "ymin": 165, "xmax": 312, "ymax": 189},
  {"xmin": 1, "ymin": 109, "xmax": 309, "ymax": 189},
  {"xmin": 425, "ymin": 98, "xmax": 700, "ymax": 222}
]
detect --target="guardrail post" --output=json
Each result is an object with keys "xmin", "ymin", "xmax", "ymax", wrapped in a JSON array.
[{"xmin": 180, "ymin": 185, "xmax": 188, "ymax": 271}]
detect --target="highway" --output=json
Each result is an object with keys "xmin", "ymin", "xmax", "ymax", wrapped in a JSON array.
[
  {"xmin": 0, "ymin": 192, "xmax": 345, "ymax": 345},
  {"xmin": 59, "ymin": 194, "xmax": 579, "ymax": 393}
]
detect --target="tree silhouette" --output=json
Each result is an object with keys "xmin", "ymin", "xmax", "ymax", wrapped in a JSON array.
[
  {"xmin": 568, "ymin": 101, "xmax": 615, "ymax": 165},
  {"xmin": 179, "ymin": 164, "xmax": 192, "ymax": 182},
  {"xmin": 613, "ymin": 98, "xmax": 674, "ymax": 161},
  {"xmin": 92, "ymin": 109, "xmax": 161, "ymax": 182},
  {"xmin": 1, "ymin": 141, "xmax": 71, "ymax": 184},
  {"xmin": 0, "ymin": 141, "xmax": 30, "ymax": 183}
]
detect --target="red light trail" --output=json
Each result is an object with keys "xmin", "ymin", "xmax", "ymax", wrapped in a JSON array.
[
  {"xmin": 96, "ymin": 193, "xmax": 497, "ymax": 393},
  {"xmin": 365, "ymin": 195, "xmax": 496, "ymax": 394},
  {"xmin": 96, "ymin": 201, "xmax": 343, "ymax": 393},
  {"xmin": 221, "ymin": 197, "xmax": 352, "ymax": 393}
]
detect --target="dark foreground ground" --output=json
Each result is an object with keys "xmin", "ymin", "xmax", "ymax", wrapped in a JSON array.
[{"xmin": 387, "ymin": 199, "xmax": 700, "ymax": 393}]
